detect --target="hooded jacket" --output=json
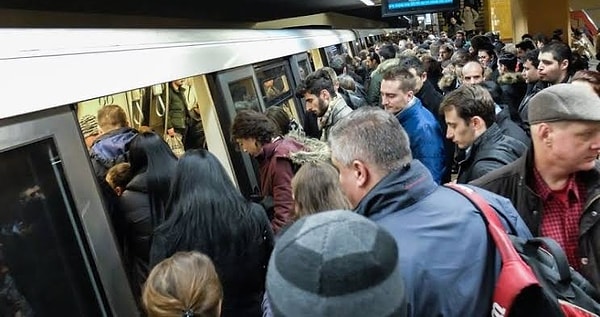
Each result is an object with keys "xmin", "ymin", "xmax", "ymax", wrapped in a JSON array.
[
  {"xmin": 89, "ymin": 127, "xmax": 137, "ymax": 179},
  {"xmin": 355, "ymin": 160, "xmax": 533, "ymax": 317},
  {"xmin": 118, "ymin": 172, "xmax": 152, "ymax": 299},
  {"xmin": 498, "ymin": 72, "xmax": 527, "ymax": 120},
  {"xmin": 257, "ymin": 137, "xmax": 306, "ymax": 233},
  {"xmin": 366, "ymin": 58, "xmax": 400, "ymax": 106}
]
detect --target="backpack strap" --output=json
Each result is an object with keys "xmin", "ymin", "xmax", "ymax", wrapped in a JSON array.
[
  {"xmin": 445, "ymin": 183, "xmax": 522, "ymax": 262},
  {"xmin": 445, "ymin": 183, "xmax": 540, "ymax": 316},
  {"xmin": 525, "ymin": 237, "xmax": 572, "ymax": 285}
]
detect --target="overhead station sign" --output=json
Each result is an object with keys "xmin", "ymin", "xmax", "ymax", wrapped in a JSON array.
[{"xmin": 382, "ymin": 0, "xmax": 459, "ymax": 17}]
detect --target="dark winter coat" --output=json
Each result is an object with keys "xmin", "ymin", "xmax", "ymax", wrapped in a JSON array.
[
  {"xmin": 471, "ymin": 149, "xmax": 600, "ymax": 291},
  {"xmin": 457, "ymin": 123, "xmax": 527, "ymax": 183},
  {"xmin": 118, "ymin": 172, "xmax": 153, "ymax": 299},
  {"xmin": 496, "ymin": 104, "xmax": 530, "ymax": 146},
  {"xmin": 498, "ymin": 72, "xmax": 527, "ymax": 121}
]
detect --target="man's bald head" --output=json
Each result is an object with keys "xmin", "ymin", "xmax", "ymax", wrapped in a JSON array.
[{"xmin": 461, "ymin": 61, "xmax": 485, "ymax": 85}]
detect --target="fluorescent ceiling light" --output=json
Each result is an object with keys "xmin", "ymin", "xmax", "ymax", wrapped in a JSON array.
[{"xmin": 360, "ymin": 0, "xmax": 375, "ymax": 6}]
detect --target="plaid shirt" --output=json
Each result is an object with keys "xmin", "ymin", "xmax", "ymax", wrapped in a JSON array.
[{"xmin": 533, "ymin": 168, "xmax": 586, "ymax": 270}]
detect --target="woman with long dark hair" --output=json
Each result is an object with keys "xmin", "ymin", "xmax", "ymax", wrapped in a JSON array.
[
  {"xmin": 150, "ymin": 149, "xmax": 274, "ymax": 317},
  {"xmin": 119, "ymin": 131, "xmax": 178, "ymax": 301}
]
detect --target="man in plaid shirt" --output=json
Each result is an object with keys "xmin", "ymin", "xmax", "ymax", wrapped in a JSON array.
[{"xmin": 472, "ymin": 83, "xmax": 600, "ymax": 291}]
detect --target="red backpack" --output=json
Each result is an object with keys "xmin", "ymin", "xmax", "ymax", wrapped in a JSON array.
[{"xmin": 446, "ymin": 183, "xmax": 600, "ymax": 317}]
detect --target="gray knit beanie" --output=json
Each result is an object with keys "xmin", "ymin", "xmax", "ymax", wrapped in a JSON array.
[{"xmin": 266, "ymin": 210, "xmax": 407, "ymax": 317}]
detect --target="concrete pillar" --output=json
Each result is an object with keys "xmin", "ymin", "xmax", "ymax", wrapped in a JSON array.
[{"xmin": 483, "ymin": 0, "xmax": 570, "ymax": 43}]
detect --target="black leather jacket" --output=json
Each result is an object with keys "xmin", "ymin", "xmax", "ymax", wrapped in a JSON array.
[{"xmin": 457, "ymin": 123, "xmax": 527, "ymax": 183}]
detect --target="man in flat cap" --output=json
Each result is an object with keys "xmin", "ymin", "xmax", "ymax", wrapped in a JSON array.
[{"xmin": 472, "ymin": 83, "xmax": 600, "ymax": 290}]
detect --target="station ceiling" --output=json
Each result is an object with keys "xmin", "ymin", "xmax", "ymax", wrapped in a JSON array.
[{"xmin": 0, "ymin": 0, "xmax": 405, "ymax": 24}]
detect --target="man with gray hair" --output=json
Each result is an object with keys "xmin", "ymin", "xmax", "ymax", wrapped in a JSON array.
[
  {"xmin": 328, "ymin": 106, "xmax": 532, "ymax": 316},
  {"xmin": 472, "ymin": 83, "xmax": 600, "ymax": 290}
]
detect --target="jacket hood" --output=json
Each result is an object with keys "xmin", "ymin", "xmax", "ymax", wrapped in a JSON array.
[
  {"xmin": 258, "ymin": 137, "xmax": 306, "ymax": 163},
  {"xmin": 498, "ymin": 72, "xmax": 525, "ymax": 85},
  {"xmin": 287, "ymin": 134, "xmax": 331, "ymax": 166},
  {"xmin": 126, "ymin": 171, "xmax": 148, "ymax": 193},
  {"xmin": 355, "ymin": 160, "xmax": 437, "ymax": 219},
  {"xmin": 374, "ymin": 58, "xmax": 400, "ymax": 75},
  {"xmin": 438, "ymin": 73, "xmax": 457, "ymax": 90}
]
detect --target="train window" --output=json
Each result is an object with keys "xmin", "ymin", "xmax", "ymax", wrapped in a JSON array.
[
  {"xmin": 297, "ymin": 59, "xmax": 310, "ymax": 81},
  {"xmin": 255, "ymin": 62, "xmax": 304, "ymax": 125},
  {"xmin": 229, "ymin": 78, "xmax": 261, "ymax": 112},
  {"xmin": 0, "ymin": 138, "xmax": 104, "ymax": 316},
  {"xmin": 255, "ymin": 64, "xmax": 292, "ymax": 106}
]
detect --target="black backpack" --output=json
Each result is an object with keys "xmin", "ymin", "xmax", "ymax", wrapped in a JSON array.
[{"xmin": 446, "ymin": 183, "xmax": 600, "ymax": 317}]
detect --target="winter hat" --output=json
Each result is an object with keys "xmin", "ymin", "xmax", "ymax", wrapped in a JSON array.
[
  {"xmin": 78, "ymin": 114, "xmax": 99, "ymax": 138},
  {"xmin": 266, "ymin": 210, "xmax": 407, "ymax": 317},
  {"xmin": 470, "ymin": 34, "xmax": 492, "ymax": 52},
  {"xmin": 528, "ymin": 83, "xmax": 600, "ymax": 125}
]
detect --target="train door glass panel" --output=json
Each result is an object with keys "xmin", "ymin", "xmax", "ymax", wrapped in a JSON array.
[
  {"xmin": 342, "ymin": 42, "xmax": 353, "ymax": 57},
  {"xmin": 289, "ymin": 53, "xmax": 314, "ymax": 126},
  {"xmin": 255, "ymin": 63, "xmax": 291, "ymax": 106},
  {"xmin": 0, "ymin": 138, "xmax": 106, "ymax": 317},
  {"xmin": 350, "ymin": 41, "xmax": 360, "ymax": 57},
  {"xmin": 227, "ymin": 79, "xmax": 261, "ymax": 113},
  {"xmin": 255, "ymin": 61, "xmax": 302, "ymax": 126},
  {"xmin": 216, "ymin": 66, "xmax": 262, "ymax": 198},
  {"xmin": 321, "ymin": 44, "xmax": 343, "ymax": 67}
]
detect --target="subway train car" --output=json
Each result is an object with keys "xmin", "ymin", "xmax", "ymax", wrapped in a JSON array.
[{"xmin": 0, "ymin": 27, "xmax": 394, "ymax": 316}]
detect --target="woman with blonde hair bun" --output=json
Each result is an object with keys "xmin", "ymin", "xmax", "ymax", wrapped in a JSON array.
[{"xmin": 142, "ymin": 251, "xmax": 223, "ymax": 317}]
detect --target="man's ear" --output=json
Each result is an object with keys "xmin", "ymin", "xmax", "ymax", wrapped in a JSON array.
[
  {"xmin": 471, "ymin": 116, "xmax": 486, "ymax": 130},
  {"xmin": 559, "ymin": 59, "xmax": 569, "ymax": 72},
  {"xmin": 537, "ymin": 123, "xmax": 554, "ymax": 146},
  {"xmin": 352, "ymin": 160, "xmax": 369, "ymax": 189}
]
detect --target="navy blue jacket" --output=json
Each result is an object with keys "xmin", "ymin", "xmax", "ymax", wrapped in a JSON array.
[
  {"xmin": 395, "ymin": 98, "xmax": 446, "ymax": 184},
  {"xmin": 355, "ymin": 160, "xmax": 533, "ymax": 317}
]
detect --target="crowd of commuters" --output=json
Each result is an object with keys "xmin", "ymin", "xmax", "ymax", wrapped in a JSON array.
[{"xmin": 70, "ymin": 21, "xmax": 600, "ymax": 317}]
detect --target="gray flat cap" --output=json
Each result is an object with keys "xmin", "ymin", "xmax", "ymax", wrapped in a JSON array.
[{"xmin": 528, "ymin": 83, "xmax": 600, "ymax": 125}]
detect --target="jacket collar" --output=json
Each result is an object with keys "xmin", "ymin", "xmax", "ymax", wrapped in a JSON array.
[
  {"xmin": 517, "ymin": 146, "xmax": 600, "ymax": 200},
  {"xmin": 395, "ymin": 97, "xmax": 422, "ymax": 121},
  {"xmin": 460, "ymin": 123, "xmax": 502, "ymax": 164},
  {"xmin": 322, "ymin": 95, "xmax": 349, "ymax": 127},
  {"xmin": 354, "ymin": 160, "xmax": 437, "ymax": 219}
]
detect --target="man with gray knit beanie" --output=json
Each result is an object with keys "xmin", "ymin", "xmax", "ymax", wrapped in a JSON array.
[{"xmin": 266, "ymin": 210, "xmax": 407, "ymax": 317}]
